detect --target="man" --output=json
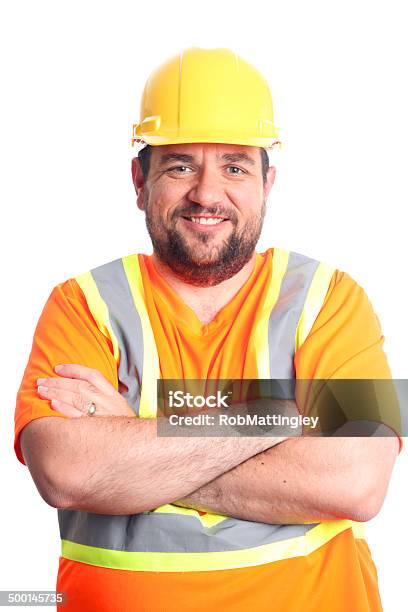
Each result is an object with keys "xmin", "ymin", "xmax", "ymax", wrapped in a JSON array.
[{"xmin": 15, "ymin": 48, "xmax": 401, "ymax": 611}]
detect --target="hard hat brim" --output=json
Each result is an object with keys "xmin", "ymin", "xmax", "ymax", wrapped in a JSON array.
[{"xmin": 132, "ymin": 126, "xmax": 281, "ymax": 149}]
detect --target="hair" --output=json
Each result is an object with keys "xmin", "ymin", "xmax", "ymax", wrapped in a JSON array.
[{"xmin": 138, "ymin": 145, "xmax": 269, "ymax": 184}]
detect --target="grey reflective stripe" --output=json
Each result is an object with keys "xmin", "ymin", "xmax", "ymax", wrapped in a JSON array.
[
  {"xmin": 58, "ymin": 509, "xmax": 317, "ymax": 553},
  {"xmin": 91, "ymin": 258, "xmax": 144, "ymax": 414},
  {"xmin": 268, "ymin": 251, "xmax": 320, "ymax": 385}
]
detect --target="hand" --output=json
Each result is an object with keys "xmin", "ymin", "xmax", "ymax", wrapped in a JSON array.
[{"xmin": 37, "ymin": 364, "xmax": 135, "ymax": 418}]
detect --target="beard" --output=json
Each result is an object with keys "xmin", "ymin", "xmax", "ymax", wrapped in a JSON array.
[{"xmin": 144, "ymin": 196, "xmax": 266, "ymax": 287}]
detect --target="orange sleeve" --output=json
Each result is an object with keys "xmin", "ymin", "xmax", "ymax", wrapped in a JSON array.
[
  {"xmin": 294, "ymin": 270, "xmax": 403, "ymax": 452},
  {"xmin": 14, "ymin": 278, "xmax": 118, "ymax": 466}
]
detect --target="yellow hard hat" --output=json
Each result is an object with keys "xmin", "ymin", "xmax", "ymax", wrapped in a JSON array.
[{"xmin": 132, "ymin": 47, "xmax": 280, "ymax": 148}]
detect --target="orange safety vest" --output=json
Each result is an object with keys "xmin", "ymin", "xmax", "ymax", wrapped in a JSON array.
[{"xmin": 58, "ymin": 248, "xmax": 367, "ymax": 572}]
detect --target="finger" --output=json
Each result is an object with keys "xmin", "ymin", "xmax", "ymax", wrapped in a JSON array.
[
  {"xmin": 37, "ymin": 376, "xmax": 88, "ymax": 394},
  {"xmin": 54, "ymin": 364, "xmax": 116, "ymax": 395},
  {"xmin": 37, "ymin": 384, "xmax": 97, "ymax": 414},
  {"xmin": 51, "ymin": 399, "xmax": 84, "ymax": 418}
]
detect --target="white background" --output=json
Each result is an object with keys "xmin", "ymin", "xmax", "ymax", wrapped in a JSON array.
[{"xmin": 1, "ymin": 1, "xmax": 407, "ymax": 610}]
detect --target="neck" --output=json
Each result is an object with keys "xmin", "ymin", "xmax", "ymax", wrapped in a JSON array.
[{"xmin": 151, "ymin": 252, "xmax": 257, "ymax": 324}]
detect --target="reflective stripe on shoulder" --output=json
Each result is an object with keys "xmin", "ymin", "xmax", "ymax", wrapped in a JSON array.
[
  {"xmin": 76, "ymin": 256, "xmax": 161, "ymax": 416},
  {"xmin": 253, "ymin": 247, "xmax": 289, "ymax": 379},
  {"xmin": 60, "ymin": 519, "xmax": 363, "ymax": 572},
  {"xmin": 121, "ymin": 254, "xmax": 160, "ymax": 418},
  {"xmin": 296, "ymin": 261, "xmax": 336, "ymax": 351},
  {"xmin": 75, "ymin": 271, "xmax": 120, "ymax": 363},
  {"xmin": 255, "ymin": 249, "xmax": 322, "ymax": 382}
]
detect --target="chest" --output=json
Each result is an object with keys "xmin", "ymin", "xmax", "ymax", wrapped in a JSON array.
[{"xmin": 76, "ymin": 249, "xmax": 331, "ymax": 417}]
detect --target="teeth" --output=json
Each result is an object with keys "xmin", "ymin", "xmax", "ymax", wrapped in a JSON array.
[{"xmin": 189, "ymin": 217, "xmax": 225, "ymax": 225}]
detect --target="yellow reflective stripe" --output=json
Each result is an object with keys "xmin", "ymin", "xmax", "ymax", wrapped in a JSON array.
[
  {"xmin": 122, "ymin": 254, "xmax": 160, "ymax": 418},
  {"xmin": 254, "ymin": 248, "xmax": 289, "ymax": 378},
  {"xmin": 152, "ymin": 504, "xmax": 229, "ymax": 528},
  {"xmin": 75, "ymin": 271, "xmax": 120, "ymax": 363},
  {"xmin": 61, "ymin": 519, "xmax": 362, "ymax": 572},
  {"xmin": 295, "ymin": 262, "xmax": 335, "ymax": 351}
]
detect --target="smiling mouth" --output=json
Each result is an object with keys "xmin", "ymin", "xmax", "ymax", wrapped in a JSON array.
[{"xmin": 181, "ymin": 215, "xmax": 229, "ymax": 226}]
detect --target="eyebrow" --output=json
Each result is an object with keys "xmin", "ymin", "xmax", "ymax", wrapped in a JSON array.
[
  {"xmin": 158, "ymin": 152, "xmax": 256, "ymax": 166},
  {"xmin": 158, "ymin": 153, "xmax": 195, "ymax": 166},
  {"xmin": 221, "ymin": 153, "xmax": 256, "ymax": 166}
]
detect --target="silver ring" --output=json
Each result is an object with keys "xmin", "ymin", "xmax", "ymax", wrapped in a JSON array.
[{"xmin": 87, "ymin": 402, "xmax": 96, "ymax": 416}]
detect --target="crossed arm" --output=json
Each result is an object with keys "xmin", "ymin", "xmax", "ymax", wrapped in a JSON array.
[
  {"xmin": 21, "ymin": 365, "xmax": 399, "ymax": 524},
  {"xmin": 174, "ymin": 432, "xmax": 399, "ymax": 523}
]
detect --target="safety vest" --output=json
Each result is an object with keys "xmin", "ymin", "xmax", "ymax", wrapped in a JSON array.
[{"xmin": 58, "ymin": 248, "xmax": 365, "ymax": 572}]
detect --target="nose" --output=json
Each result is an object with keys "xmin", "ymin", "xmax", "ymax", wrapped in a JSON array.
[{"xmin": 187, "ymin": 167, "xmax": 224, "ymax": 209}]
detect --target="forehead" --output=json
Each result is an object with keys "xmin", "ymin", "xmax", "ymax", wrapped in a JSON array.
[{"xmin": 150, "ymin": 142, "xmax": 261, "ymax": 166}]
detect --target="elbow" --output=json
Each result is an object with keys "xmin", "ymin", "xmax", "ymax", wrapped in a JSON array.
[
  {"xmin": 40, "ymin": 487, "xmax": 76, "ymax": 510},
  {"xmin": 341, "ymin": 489, "xmax": 385, "ymax": 523},
  {"xmin": 332, "ymin": 437, "xmax": 398, "ymax": 523},
  {"xmin": 30, "ymin": 463, "xmax": 83, "ymax": 510},
  {"xmin": 336, "ymin": 472, "xmax": 389, "ymax": 523},
  {"xmin": 20, "ymin": 419, "xmax": 83, "ymax": 510}
]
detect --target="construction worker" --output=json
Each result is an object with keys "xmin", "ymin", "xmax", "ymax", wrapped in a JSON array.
[{"xmin": 14, "ymin": 48, "xmax": 402, "ymax": 611}]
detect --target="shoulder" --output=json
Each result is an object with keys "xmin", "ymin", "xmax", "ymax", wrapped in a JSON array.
[
  {"xmin": 290, "ymin": 253, "xmax": 383, "ymax": 349},
  {"xmin": 260, "ymin": 246, "xmax": 363, "ymax": 294},
  {"xmin": 260, "ymin": 245, "xmax": 333, "ymax": 271},
  {"xmin": 53, "ymin": 253, "xmax": 147, "ymax": 300},
  {"xmin": 261, "ymin": 247, "xmax": 375, "ymax": 335}
]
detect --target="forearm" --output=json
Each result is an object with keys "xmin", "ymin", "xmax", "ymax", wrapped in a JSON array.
[
  {"xmin": 36, "ymin": 415, "xmax": 284, "ymax": 514},
  {"xmin": 176, "ymin": 433, "xmax": 399, "ymax": 524}
]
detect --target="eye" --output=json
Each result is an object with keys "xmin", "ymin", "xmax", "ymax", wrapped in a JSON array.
[
  {"xmin": 226, "ymin": 166, "xmax": 245, "ymax": 175},
  {"xmin": 168, "ymin": 165, "xmax": 193, "ymax": 174}
]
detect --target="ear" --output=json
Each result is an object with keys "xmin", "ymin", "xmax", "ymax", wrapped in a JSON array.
[
  {"xmin": 264, "ymin": 166, "xmax": 276, "ymax": 200},
  {"xmin": 131, "ymin": 157, "xmax": 146, "ymax": 211}
]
